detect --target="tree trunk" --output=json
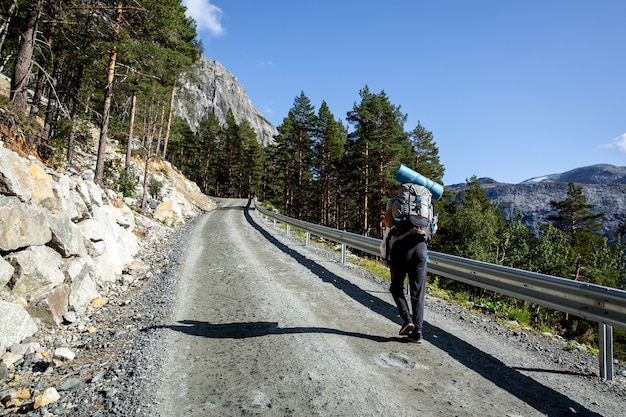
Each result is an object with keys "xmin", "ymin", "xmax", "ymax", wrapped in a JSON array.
[
  {"xmin": 155, "ymin": 104, "xmax": 165, "ymax": 158},
  {"xmin": 94, "ymin": 1, "xmax": 123, "ymax": 185},
  {"xmin": 162, "ymin": 86, "xmax": 175, "ymax": 159},
  {"xmin": 0, "ymin": 0, "xmax": 18, "ymax": 56},
  {"xmin": 43, "ymin": 61, "xmax": 60, "ymax": 143},
  {"xmin": 126, "ymin": 89, "xmax": 137, "ymax": 173},
  {"xmin": 67, "ymin": 116, "xmax": 77, "ymax": 165},
  {"xmin": 363, "ymin": 141, "xmax": 369, "ymax": 235},
  {"xmin": 30, "ymin": 22, "xmax": 55, "ymax": 116},
  {"xmin": 10, "ymin": 0, "xmax": 42, "ymax": 114},
  {"xmin": 141, "ymin": 136, "xmax": 152, "ymax": 211}
]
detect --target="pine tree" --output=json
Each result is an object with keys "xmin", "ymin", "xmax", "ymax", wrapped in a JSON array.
[
  {"xmin": 196, "ymin": 113, "xmax": 222, "ymax": 195},
  {"xmin": 548, "ymin": 182, "xmax": 604, "ymax": 282},
  {"xmin": 240, "ymin": 119, "xmax": 263, "ymax": 198},
  {"xmin": 548, "ymin": 182, "xmax": 603, "ymax": 243},
  {"xmin": 312, "ymin": 101, "xmax": 346, "ymax": 227},
  {"xmin": 346, "ymin": 86, "xmax": 410, "ymax": 237},
  {"xmin": 409, "ymin": 121, "xmax": 444, "ymax": 184},
  {"xmin": 220, "ymin": 109, "xmax": 242, "ymax": 197},
  {"xmin": 274, "ymin": 92, "xmax": 316, "ymax": 218}
]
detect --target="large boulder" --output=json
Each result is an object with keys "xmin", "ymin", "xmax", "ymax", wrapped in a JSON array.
[
  {"xmin": 0, "ymin": 300, "xmax": 38, "ymax": 353},
  {"xmin": 154, "ymin": 198, "xmax": 184, "ymax": 225},
  {"xmin": 27, "ymin": 284, "xmax": 70, "ymax": 327},
  {"xmin": 46, "ymin": 212, "xmax": 89, "ymax": 257},
  {"xmin": 0, "ymin": 142, "xmax": 34, "ymax": 201},
  {"xmin": 65, "ymin": 257, "xmax": 99, "ymax": 313},
  {"xmin": 38, "ymin": 171, "xmax": 87, "ymax": 221},
  {"xmin": 5, "ymin": 245, "xmax": 65, "ymax": 299},
  {"xmin": 69, "ymin": 187, "xmax": 90, "ymax": 221},
  {"xmin": 0, "ymin": 255, "xmax": 14, "ymax": 289},
  {"xmin": 28, "ymin": 164, "xmax": 55, "ymax": 207},
  {"xmin": 82, "ymin": 205, "xmax": 137, "ymax": 283},
  {"xmin": 0, "ymin": 196, "xmax": 51, "ymax": 251},
  {"xmin": 103, "ymin": 203, "xmax": 135, "ymax": 231}
]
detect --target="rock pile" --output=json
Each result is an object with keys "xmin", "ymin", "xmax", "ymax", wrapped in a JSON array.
[{"xmin": 0, "ymin": 131, "xmax": 215, "ymax": 414}]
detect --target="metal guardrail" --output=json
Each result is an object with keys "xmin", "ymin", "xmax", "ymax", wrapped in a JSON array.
[{"xmin": 255, "ymin": 204, "xmax": 626, "ymax": 380}]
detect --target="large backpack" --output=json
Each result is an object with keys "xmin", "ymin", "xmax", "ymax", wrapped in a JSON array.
[{"xmin": 391, "ymin": 182, "xmax": 436, "ymax": 240}]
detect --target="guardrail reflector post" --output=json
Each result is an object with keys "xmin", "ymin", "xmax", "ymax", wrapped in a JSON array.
[
  {"xmin": 306, "ymin": 232, "xmax": 310, "ymax": 247},
  {"xmin": 599, "ymin": 323, "xmax": 614, "ymax": 380},
  {"xmin": 287, "ymin": 225, "xmax": 291, "ymax": 236},
  {"xmin": 341, "ymin": 243, "xmax": 346, "ymax": 264}
]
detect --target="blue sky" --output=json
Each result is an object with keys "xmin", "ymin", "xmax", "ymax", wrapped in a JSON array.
[{"xmin": 182, "ymin": 0, "xmax": 625, "ymax": 186}]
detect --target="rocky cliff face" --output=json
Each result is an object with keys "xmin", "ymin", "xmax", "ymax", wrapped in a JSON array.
[
  {"xmin": 482, "ymin": 182, "xmax": 626, "ymax": 237},
  {"xmin": 447, "ymin": 164, "xmax": 626, "ymax": 238},
  {"xmin": 174, "ymin": 56, "xmax": 277, "ymax": 146}
]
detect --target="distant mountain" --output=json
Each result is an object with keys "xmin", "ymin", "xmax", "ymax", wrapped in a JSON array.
[
  {"xmin": 445, "ymin": 165, "xmax": 626, "ymax": 239},
  {"xmin": 173, "ymin": 56, "xmax": 277, "ymax": 146},
  {"xmin": 520, "ymin": 164, "xmax": 626, "ymax": 185}
]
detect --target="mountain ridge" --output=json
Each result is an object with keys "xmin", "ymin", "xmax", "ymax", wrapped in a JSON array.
[
  {"xmin": 447, "ymin": 164, "xmax": 626, "ymax": 188},
  {"xmin": 444, "ymin": 164, "xmax": 626, "ymax": 239}
]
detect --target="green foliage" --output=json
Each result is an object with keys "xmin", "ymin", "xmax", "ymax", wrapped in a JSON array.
[
  {"xmin": 49, "ymin": 136, "xmax": 68, "ymax": 170},
  {"xmin": 118, "ymin": 167, "xmax": 138, "ymax": 198},
  {"xmin": 103, "ymin": 158, "xmax": 138, "ymax": 198},
  {"xmin": 437, "ymin": 177, "xmax": 503, "ymax": 262},
  {"xmin": 148, "ymin": 176, "xmax": 162, "ymax": 198},
  {"xmin": 357, "ymin": 258, "xmax": 390, "ymax": 281},
  {"xmin": 1, "ymin": 0, "xmax": 201, "ymax": 170},
  {"xmin": 507, "ymin": 307, "xmax": 532, "ymax": 328},
  {"xmin": 409, "ymin": 122, "xmax": 444, "ymax": 184},
  {"xmin": 274, "ymin": 92, "xmax": 317, "ymax": 219},
  {"xmin": 564, "ymin": 342, "xmax": 577, "ymax": 352},
  {"xmin": 473, "ymin": 299, "xmax": 507, "ymax": 315},
  {"xmin": 345, "ymin": 86, "xmax": 412, "ymax": 237}
]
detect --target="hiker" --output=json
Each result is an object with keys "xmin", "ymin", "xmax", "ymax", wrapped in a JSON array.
[{"xmin": 384, "ymin": 186, "xmax": 437, "ymax": 344}]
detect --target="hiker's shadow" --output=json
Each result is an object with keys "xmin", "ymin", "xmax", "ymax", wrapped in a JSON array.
[{"xmin": 151, "ymin": 319, "xmax": 407, "ymax": 343}]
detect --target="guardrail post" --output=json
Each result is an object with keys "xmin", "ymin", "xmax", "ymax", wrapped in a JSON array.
[
  {"xmin": 599, "ymin": 323, "xmax": 614, "ymax": 380},
  {"xmin": 273, "ymin": 218, "xmax": 277, "ymax": 228},
  {"xmin": 286, "ymin": 225, "xmax": 290, "ymax": 236},
  {"xmin": 341, "ymin": 243, "xmax": 346, "ymax": 264},
  {"xmin": 306, "ymin": 231, "xmax": 310, "ymax": 247}
]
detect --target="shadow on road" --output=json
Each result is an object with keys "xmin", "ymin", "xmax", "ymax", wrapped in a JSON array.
[
  {"xmin": 240, "ymin": 202, "xmax": 602, "ymax": 417},
  {"xmin": 152, "ymin": 320, "xmax": 406, "ymax": 344}
]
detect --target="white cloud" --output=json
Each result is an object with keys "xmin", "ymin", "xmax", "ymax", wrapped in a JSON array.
[
  {"xmin": 610, "ymin": 133, "xmax": 626, "ymax": 153},
  {"xmin": 182, "ymin": 0, "xmax": 225, "ymax": 37}
]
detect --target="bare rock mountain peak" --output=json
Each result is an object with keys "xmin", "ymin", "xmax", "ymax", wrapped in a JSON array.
[{"xmin": 174, "ymin": 56, "xmax": 277, "ymax": 146}]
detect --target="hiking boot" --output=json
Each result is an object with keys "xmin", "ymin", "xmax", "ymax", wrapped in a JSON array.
[
  {"xmin": 399, "ymin": 322, "xmax": 415, "ymax": 336},
  {"xmin": 407, "ymin": 330, "xmax": 423, "ymax": 344}
]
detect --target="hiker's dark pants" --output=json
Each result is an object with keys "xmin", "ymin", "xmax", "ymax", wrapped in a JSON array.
[{"xmin": 389, "ymin": 236, "xmax": 428, "ymax": 331}]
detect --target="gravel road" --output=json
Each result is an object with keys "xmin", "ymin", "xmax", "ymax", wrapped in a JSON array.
[{"xmin": 144, "ymin": 198, "xmax": 624, "ymax": 417}]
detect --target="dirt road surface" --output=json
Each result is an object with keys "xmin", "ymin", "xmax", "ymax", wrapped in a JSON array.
[{"xmin": 154, "ymin": 199, "xmax": 624, "ymax": 417}]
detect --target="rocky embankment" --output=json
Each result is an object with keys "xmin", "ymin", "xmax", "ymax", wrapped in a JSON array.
[{"xmin": 0, "ymin": 117, "xmax": 215, "ymax": 414}]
